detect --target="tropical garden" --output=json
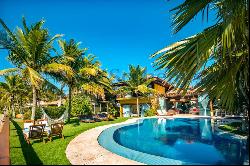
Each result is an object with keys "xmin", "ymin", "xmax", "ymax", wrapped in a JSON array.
[
  {"xmin": 0, "ymin": 0, "xmax": 249, "ymax": 165},
  {"xmin": 0, "ymin": 15, "xmax": 157, "ymax": 164},
  {"xmin": 0, "ymin": 17, "xmax": 133, "ymax": 165}
]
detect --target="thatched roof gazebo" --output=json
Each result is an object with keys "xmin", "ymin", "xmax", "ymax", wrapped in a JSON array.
[{"xmin": 165, "ymin": 88, "xmax": 199, "ymax": 103}]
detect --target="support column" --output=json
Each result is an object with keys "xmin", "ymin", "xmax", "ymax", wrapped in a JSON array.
[
  {"xmin": 195, "ymin": 99, "xmax": 199, "ymax": 108},
  {"xmin": 120, "ymin": 105, "xmax": 123, "ymax": 117},
  {"xmin": 106, "ymin": 103, "xmax": 109, "ymax": 113},
  {"xmin": 195, "ymin": 99, "xmax": 199, "ymax": 115},
  {"xmin": 210, "ymin": 100, "xmax": 214, "ymax": 117}
]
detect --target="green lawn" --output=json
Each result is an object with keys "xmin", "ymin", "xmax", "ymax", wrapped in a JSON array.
[{"xmin": 10, "ymin": 117, "xmax": 130, "ymax": 165}]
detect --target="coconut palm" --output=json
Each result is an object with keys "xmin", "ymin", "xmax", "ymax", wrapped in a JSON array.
[
  {"xmin": 0, "ymin": 17, "xmax": 73, "ymax": 120},
  {"xmin": 55, "ymin": 39, "xmax": 112, "ymax": 121},
  {"xmin": 79, "ymin": 54, "xmax": 113, "ymax": 100},
  {"xmin": 151, "ymin": 0, "xmax": 249, "ymax": 114},
  {"xmin": 0, "ymin": 74, "xmax": 26, "ymax": 117},
  {"xmin": 54, "ymin": 39, "xmax": 86, "ymax": 121},
  {"xmin": 118, "ymin": 65, "xmax": 155, "ymax": 117}
]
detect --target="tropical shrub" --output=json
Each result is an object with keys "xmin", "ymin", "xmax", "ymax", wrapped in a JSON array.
[
  {"xmin": 66, "ymin": 94, "xmax": 92, "ymax": 117},
  {"xmin": 108, "ymin": 104, "xmax": 119, "ymax": 117},
  {"xmin": 144, "ymin": 108, "xmax": 156, "ymax": 117},
  {"xmin": 43, "ymin": 106, "xmax": 66, "ymax": 119}
]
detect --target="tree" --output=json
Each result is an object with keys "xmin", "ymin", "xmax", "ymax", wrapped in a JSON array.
[
  {"xmin": 0, "ymin": 74, "xmax": 26, "ymax": 117},
  {"xmin": 0, "ymin": 17, "xmax": 73, "ymax": 120},
  {"xmin": 65, "ymin": 93, "xmax": 92, "ymax": 117},
  {"xmin": 151, "ymin": 0, "xmax": 249, "ymax": 115},
  {"xmin": 55, "ymin": 39, "xmax": 86, "ymax": 121},
  {"xmin": 118, "ymin": 65, "xmax": 155, "ymax": 117},
  {"xmin": 55, "ymin": 39, "xmax": 112, "ymax": 121},
  {"xmin": 79, "ymin": 54, "xmax": 113, "ymax": 100}
]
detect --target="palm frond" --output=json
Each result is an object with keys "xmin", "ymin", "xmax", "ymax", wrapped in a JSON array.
[
  {"xmin": 171, "ymin": 0, "xmax": 213, "ymax": 34},
  {"xmin": 42, "ymin": 63, "xmax": 74, "ymax": 78},
  {"xmin": 25, "ymin": 67, "xmax": 44, "ymax": 88},
  {"xmin": 0, "ymin": 68, "xmax": 19, "ymax": 75}
]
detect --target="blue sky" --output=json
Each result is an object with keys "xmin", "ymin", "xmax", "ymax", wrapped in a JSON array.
[{"xmin": 0, "ymin": 0, "xmax": 216, "ymax": 83}]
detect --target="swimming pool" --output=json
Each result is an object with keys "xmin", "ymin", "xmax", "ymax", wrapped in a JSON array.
[{"xmin": 98, "ymin": 118, "xmax": 248, "ymax": 165}]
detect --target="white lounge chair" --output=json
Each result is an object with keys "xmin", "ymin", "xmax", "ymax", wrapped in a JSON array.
[{"xmin": 157, "ymin": 109, "xmax": 169, "ymax": 116}]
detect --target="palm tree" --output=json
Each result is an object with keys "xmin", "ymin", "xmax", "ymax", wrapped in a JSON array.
[
  {"xmin": 118, "ymin": 65, "xmax": 155, "ymax": 117},
  {"xmin": 0, "ymin": 74, "xmax": 25, "ymax": 118},
  {"xmin": 55, "ymin": 39, "xmax": 86, "ymax": 121},
  {"xmin": 151, "ymin": 0, "xmax": 249, "ymax": 115},
  {"xmin": 0, "ymin": 17, "xmax": 73, "ymax": 120},
  {"xmin": 55, "ymin": 39, "xmax": 112, "ymax": 121},
  {"xmin": 80, "ymin": 54, "xmax": 113, "ymax": 100}
]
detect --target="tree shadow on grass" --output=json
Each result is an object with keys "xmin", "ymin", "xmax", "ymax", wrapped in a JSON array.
[{"xmin": 11, "ymin": 120, "xmax": 43, "ymax": 165}]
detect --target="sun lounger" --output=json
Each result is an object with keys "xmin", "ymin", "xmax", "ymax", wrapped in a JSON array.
[
  {"xmin": 157, "ymin": 110, "xmax": 174, "ymax": 116},
  {"xmin": 157, "ymin": 110, "xmax": 165, "ymax": 116},
  {"xmin": 94, "ymin": 113, "xmax": 109, "ymax": 121},
  {"xmin": 79, "ymin": 115, "xmax": 96, "ymax": 123}
]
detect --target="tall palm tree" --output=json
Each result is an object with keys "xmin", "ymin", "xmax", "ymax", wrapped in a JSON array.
[
  {"xmin": 55, "ymin": 39, "xmax": 86, "ymax": 121},
  {"xmin": 0, "ymin": 74, "xmax": 25, "ymax": 117},
  {"xmin": 151, "ymin": 0, "xmax": 249, "ymax": 114},
  {"xmin": 118, "ymin": 65, "xmax": 155, "ymax": 117},
  {"xmin": 0, "ymin": 17, "xmax": 73, "ymax": 120}
]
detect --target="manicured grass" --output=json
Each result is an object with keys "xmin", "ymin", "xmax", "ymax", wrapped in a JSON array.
[
  {"xmin": 10, "ymin": 117, "xmax": 130, "ymax": 165},
  {"xmin": 218, "ymin": 122, "xmax": 248, "ymax": 136}
]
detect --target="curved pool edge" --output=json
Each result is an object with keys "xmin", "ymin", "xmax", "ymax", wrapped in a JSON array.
[
  {"xmin": 98, "ymin": 118, "xmax": 187, "ymax": 165},
  {"xmin": 66, "ymin": 116, "xmax": 248, "ymax": 165},
  {"xmin": 98, "ymin": 116, "xmax": 248, "ymax": 165},
  {"xmin": 65, "ymin": 118, "xmax": 144, "ymax": 165}
]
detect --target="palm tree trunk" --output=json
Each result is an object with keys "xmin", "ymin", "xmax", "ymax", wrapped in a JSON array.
[
  {"xmin": 11, "ymin": 95, "xmax": 15, "ymax": 118},
  {"xmin": 68, "ymin": 84, "xmax": 72, "ymax": 122},
  {"xmin": 31, "ymin": 85, "xmax": 37, "ymax": 120},
  {"xmin": 16, "ymin": 98, "xmax": 22, "ymax": 119},
  {"xmin": 20, "ymin": 96, "xmax": 23, "ymax": 119},
  {"xmin": 136, "ymin": 97, "xmax": 139, "ymax": 117},
  {"xmin": 59, "ymin": 83, "xmax": 64, "ymax": 107}
]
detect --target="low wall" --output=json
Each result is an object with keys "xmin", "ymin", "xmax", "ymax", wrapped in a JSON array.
[{"xmin": 0, "ymin": 116, "xmax": 10, "ymax": 165}]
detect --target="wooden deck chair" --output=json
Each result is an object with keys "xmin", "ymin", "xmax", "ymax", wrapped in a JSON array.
[
  {"xmin": 23, "ymin": 124, "xmax": 45, "ymax": 144},
  {"xmin": 48, "ymin": 122, "xmax": 64, "ymax": 141}
]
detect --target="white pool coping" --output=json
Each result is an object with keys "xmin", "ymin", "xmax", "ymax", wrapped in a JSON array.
[{"xmin": 65, "ymin": 115, "xmax": 247, "ymax": 165}]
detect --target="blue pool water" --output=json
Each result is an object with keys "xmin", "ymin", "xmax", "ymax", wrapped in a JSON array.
[{"xmin": 99, "ymin": 118, "xmax": 248, "ymax": 165}]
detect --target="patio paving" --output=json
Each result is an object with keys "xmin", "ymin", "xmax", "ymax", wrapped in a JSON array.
[{"xmin": 66, "ymin": 118, "xmax": 143, "ymax": 165}]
